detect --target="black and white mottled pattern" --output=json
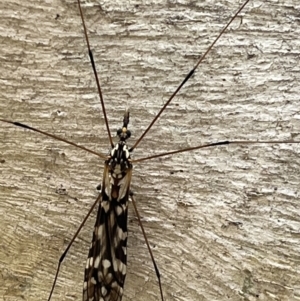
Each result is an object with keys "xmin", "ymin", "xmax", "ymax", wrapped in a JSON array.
[{"xmin": 83, "ymin": 141, "xmax": 132, "ymax": 301}]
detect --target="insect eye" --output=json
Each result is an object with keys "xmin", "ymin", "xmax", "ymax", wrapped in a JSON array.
[
  {"xmin": 117, "ymin": 128, "xmax": 122, "ymax": 136},
  {"xmin": 126, "ymin": 130, "xmax": 131, "ymax": 138}
]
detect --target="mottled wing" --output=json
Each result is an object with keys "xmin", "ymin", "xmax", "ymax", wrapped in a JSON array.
[{"xmin": 83, "ymin": 163, "xmax": 132, "ymax": 301}]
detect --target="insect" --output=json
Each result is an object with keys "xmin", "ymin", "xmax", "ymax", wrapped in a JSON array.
[{"xmin": 1, "ymin": 0, "xmax": 299, "ymax": 300}]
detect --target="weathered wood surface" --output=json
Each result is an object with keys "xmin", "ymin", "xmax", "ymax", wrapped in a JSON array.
[{"xmin": 1, "ymin": 0, "xmax": 300, "ymax": 300}]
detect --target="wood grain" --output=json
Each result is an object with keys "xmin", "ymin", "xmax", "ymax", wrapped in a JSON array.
[{"xmin": 1, "ymin": 0, "xmax": 299, "ymax": 300}]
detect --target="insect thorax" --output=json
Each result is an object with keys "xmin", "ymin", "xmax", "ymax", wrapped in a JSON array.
[{"xmin": 108, "ymin": 141, "xmax": 132, "ymax": 180}]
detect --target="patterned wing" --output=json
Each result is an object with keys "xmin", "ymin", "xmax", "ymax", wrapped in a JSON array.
[{"xmin": 83, "ymin": 163, "xmax": 132, "ymax": 301}]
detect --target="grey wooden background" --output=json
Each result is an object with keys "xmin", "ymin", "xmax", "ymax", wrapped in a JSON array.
[{"xmin": 1, "ymin": 0, "xmax": 300, "ymax": 300}]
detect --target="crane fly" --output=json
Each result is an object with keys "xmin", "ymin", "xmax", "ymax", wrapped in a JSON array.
[{"xmin": 0, "ymin": 0, "xmax": 299, "ymax": 300}]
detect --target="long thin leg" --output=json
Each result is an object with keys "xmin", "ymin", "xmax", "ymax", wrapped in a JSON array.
[
  {"xmin": 130, "ymin": 0, "xmax": 251, "ymax": 151},
  {"xmin": 47, "ymin": 193, "xmax": 101, "ymax": 301},
  {"xmin": 76, "ymin": 0, "xmax": 113, "ymax": 148},
  {"xmin": 0, "ymin": 119, "xmax": 106, "ymax": 159},
  {"xmin": 130, "ymin": 192, "xmax": 164, "ymax": 301},
  {"xmin": 132, "ymin": 140, "xmax": 299, "ymax": 163}
]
